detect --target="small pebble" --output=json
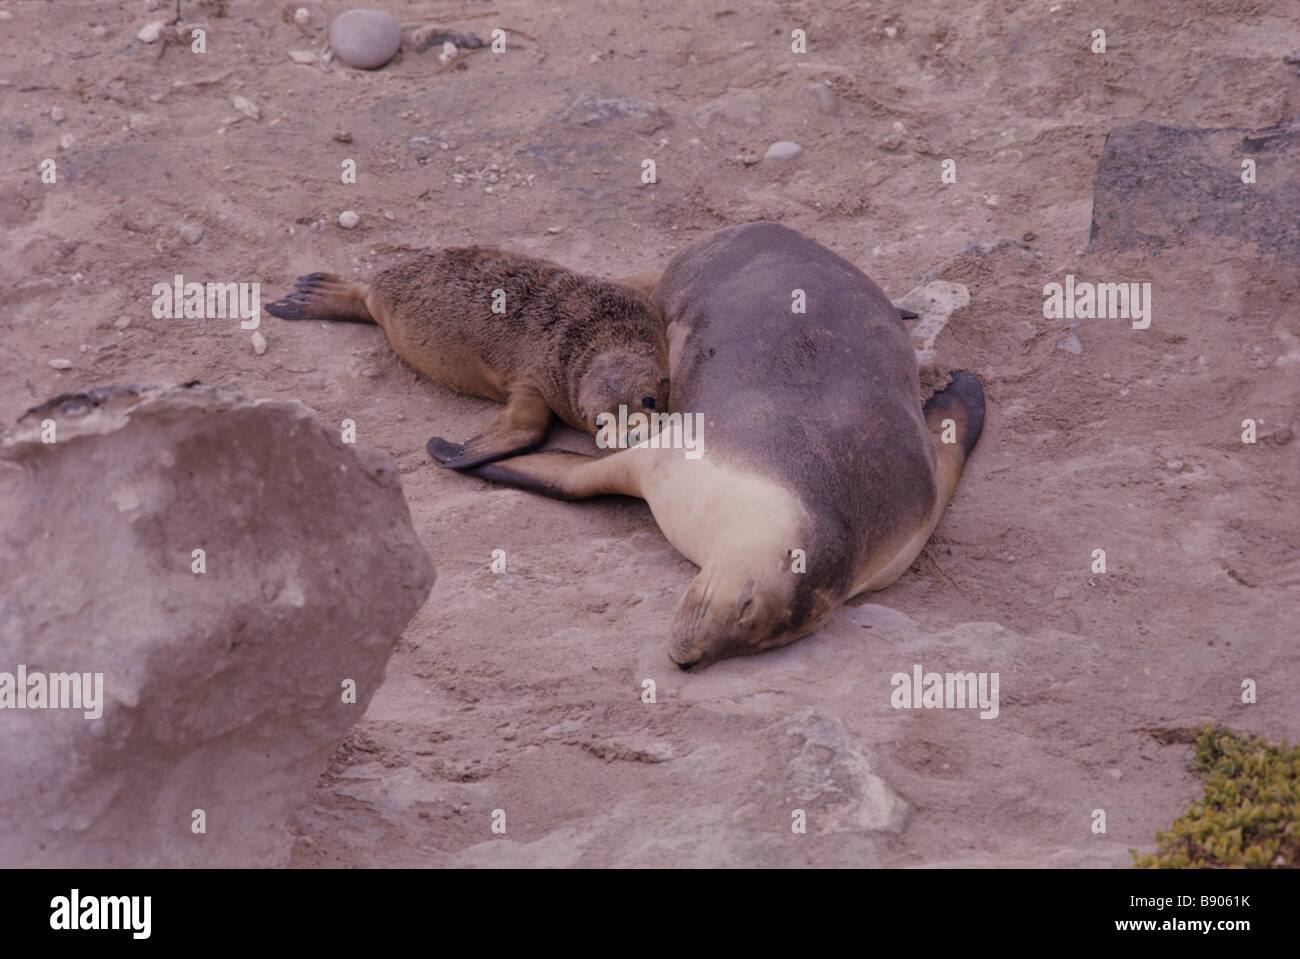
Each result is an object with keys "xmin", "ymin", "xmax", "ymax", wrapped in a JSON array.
[
  {"xmin": 338, "ymin": 210, "xmax": 360, "ymax": 229},
  {"xmin": 764, "ymin": 140, "xmax": 803, "ymax": 162},
  {"xmin": 288, "ymin": 50, "xmax": 317, "ymax": 64},
  {"xmin": 1057, "ymin": 330, "xmax": 1083, "ymax": 354},
  {"xmin": 294, "ymin": 7, "xmax": 310, "ymax": 24},
  {"xmin": 439, "ymin": 40, "xmax": 458, "ymax": 65},
  {"xmin": 50, "ymin": 106, "xmax": 65, "ymax": 124},
  {"xmin": 114, "ymin": 317, "xmax": 131, "ymax": 329},
  {"xmin": 128, "ymin": 113, "xmax": 158, "ymax": 131},
  {"xmin": 334, "ymin": 131, "xmax": 353, "ymax": 143},
  {"xmin": 232, "ymin": 96, "xmax": 259, "ymax": 120},
  {"xmin": 546, "ymin": 226, "xmax": 562, "ymax": 234},
  {"xmin": 59, "ymin": 133, "xmax": 74, "ymax": 150},
  {"xmin": 251, "ymin": 331, "xmax": 267, "ymax": 356},
  {"xmin": 92, "ymin": 24, "xmax": 107, "ymax": 38},
  {"xmin": 49, "ymin": 359, "xmax": 73, "ymax": 370},
  {"xmin": 180, "ymin": 222, "xmax": 203, "ymax": 245},
  {"xmin": 1022, "ymin": 231, "xmax": 1036, "ymax": 242},
  {"xmin": 884, "ymin": 25, "xmax": 898, "ymax": 39},
  {"xmin": 137, "ymin": 21, "xmax": 165, "ymax": 43},
  {"xmin": 1053, "ymin": 587, "xmax": 1070, "ymax": 600},
  {"xmin": 328, "ymin": 9, "xmax": 401, "ymax": 70}
]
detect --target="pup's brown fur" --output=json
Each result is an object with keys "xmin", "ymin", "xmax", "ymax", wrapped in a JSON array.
[{"xmin": 267, "ymin": 247, "xmax": 670, "ymax": 468}]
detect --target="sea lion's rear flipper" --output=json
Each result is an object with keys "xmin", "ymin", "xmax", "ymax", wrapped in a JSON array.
[
  {"xmin": 265, "ymin": 273, "xmax": 377, "ymax": 324},
  {"xmin": 438, "ymin": 386, "xmax": 553, "ymax": 470},
  {"xmin": 852, "ymin": 370, "xmax": 985, "ymax": 595},
  {"xmin": 427, "ymin": 441, "xmax": 644, "ymax": 502},
  {"xmin": 924, "ymin": 369, "xmax": 986, "ymax": 473}
]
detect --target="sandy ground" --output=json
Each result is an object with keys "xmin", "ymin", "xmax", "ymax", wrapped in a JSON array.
[{"xmin": 2, "ymin": 0, "xmax": 1297, "ymax": 867}]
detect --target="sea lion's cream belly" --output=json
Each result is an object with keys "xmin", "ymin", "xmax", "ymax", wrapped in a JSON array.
[{"xmin": 634, "ymin": 421, "xmax": 808, "ymax": 571}]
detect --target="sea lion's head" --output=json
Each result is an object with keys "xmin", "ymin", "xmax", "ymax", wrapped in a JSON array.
[{"xmin": 668, "ymin": 553, "xmax": 809, "ymax": 670}]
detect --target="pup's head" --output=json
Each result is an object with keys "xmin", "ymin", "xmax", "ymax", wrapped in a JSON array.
[{"xmin": 577, "ymin": 349, "xmax": 671, "ymax": 442}]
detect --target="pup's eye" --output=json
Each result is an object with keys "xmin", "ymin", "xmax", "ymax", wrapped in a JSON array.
[{"xmin": 641, "ymin": 396, "xmax": 656, "ymax": 410}]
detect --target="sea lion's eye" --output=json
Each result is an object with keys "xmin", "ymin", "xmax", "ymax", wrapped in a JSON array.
[{"xmin": 641, "ymin": 396, "xmax": 656, "ymax": 410}]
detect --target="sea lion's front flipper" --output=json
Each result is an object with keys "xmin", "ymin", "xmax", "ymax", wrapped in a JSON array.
[
  {"xmin": 438, "ymin": 386, "xmax": 552, "ymax": 469},
  {"xmin": 427, "ymin": 441, "xmax": 644, "ymax": 502}
]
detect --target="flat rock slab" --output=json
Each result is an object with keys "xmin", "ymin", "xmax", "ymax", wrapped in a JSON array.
[
  {"xmin": 1089, "ymin": 115, "xmax": 1300, "ymax": 262},
  {"xmin": 0, "ymin": 383, "xmax": 434, "ymax": 866}
]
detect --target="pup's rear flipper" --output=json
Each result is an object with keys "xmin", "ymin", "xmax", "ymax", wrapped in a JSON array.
[{"xmin": 265, "ymin": 273, "xmax": 377, "ymax": 324}]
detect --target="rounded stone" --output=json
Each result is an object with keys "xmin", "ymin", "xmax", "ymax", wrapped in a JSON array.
[
  {"xmin": 338, "ymin": 210, "xmax": 360, "ymax": 229},
  {"xmin": 180, "ymin": 222, "xmax": 203, "ymax": 245},
  {"xmin": 328, "ymin": 9, "xmax": 401, "ymax": 70},
  {"xmin": 764, "ymin": 140, "xmax": 803, "ymax": 162}
]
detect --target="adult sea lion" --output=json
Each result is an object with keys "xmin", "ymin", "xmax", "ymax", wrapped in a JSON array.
[
  {"xmin": 266, "ymin": 247, "xmax": 670, "ymax": 468},
  {"xmin": 428, "ymin": 222, "xmax": 985, "ymax": 669}
]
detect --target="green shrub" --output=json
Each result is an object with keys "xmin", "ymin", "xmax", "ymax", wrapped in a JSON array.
[{"xmin": 1132, "ymin": 724, "xmax": 1299, "ymax": 868}]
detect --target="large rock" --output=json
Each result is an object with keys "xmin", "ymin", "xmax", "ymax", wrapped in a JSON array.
[
  {"xmin": 0, "ymin": 383, "xmax": 435, "ymax": 866},
  {"xmin": 1088, "ymin": 115, "xmax": 1300, "ymax": 262}
]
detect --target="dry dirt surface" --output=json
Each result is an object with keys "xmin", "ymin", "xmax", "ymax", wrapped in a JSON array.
[{"xmin": 2, "ymin": 0, "xmax": 1297, "ymax": 867}]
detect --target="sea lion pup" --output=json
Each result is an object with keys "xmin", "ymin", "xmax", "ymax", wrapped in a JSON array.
[
  {"xmin": 429, "ymin": 222, "xmax": 985, "ymax": 670},
  {"xmin": 265, "ymin": 247, "xmax": 671, "ymax": 468}
]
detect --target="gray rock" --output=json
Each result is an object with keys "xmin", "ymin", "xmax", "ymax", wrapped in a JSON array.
[
  {"xmin": 179, "ymin": 222, "xmax": 203, "ymax": 245},
  {"xmin": 764, "ymin": 140, "xmax": 803, "ymax": 162},
  {"xmin": 338, "ymin": 210, "xmax": 359, "ymax": 229},
  {"xmin": 329, "ymin": 9, "xmax": 402, "ymax": 70},
  {"xmin": 0, "ymin": 383, "xmax": 435, "ymax": 867},
  {"xmin": 1089, "ymin": 115, "xmax": 1300, "ymax": 263},
  {"xmin": 694, "ymin": 91, "xmax": 763, "ymax": 128}
]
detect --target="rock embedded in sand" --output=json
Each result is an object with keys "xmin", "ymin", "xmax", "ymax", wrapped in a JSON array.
[
  {"xmin": 0, "ymin": 382, "xmax": 435, "ymax": 867},
  {"xmin": 764, "ymin": 140, "xmax": 803, "ymax": 162},
  {"xmin": 328, "ymin": 9, "xmax": 402, "ymax": 70},
  {"xmin": 251, "ymin": 330, "xmax": 267, "ymax": 355},
  {"xmin": 231, "ymin": 95, "xmax": 259, "ymax": 120},
  {"xmin": 49, "ymin": 106, "xmax": 65, "ymax": 124},
  {"xmin": 693, "ymin": 91, "xmax": 763, "ymax": 127},
  {"xmin": 294, "ymin": 7, "xmax": 310, "ymax": 24},
  {"xmin": 338, "ymin": 209, "xmax": 359, "ymax": 229},
  {"xmin": 179, "ymin": 221, "xmax": 203, "ymax": 245},
  {"xmin": 48, "ymin": 358, "xmax": 72, "ymax": 370},
  {"xmin": 804, "ymin": 83, "xmax": 838, "ymax": 115},
  {"xmin": 558, "ymin": 94, "xmax": 669, "ymax": 134}
]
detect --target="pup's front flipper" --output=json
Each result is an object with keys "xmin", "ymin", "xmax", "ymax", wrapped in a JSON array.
[{"xmin": 437, "ymin": 385, "xmax": 552, "ymax": 469}]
